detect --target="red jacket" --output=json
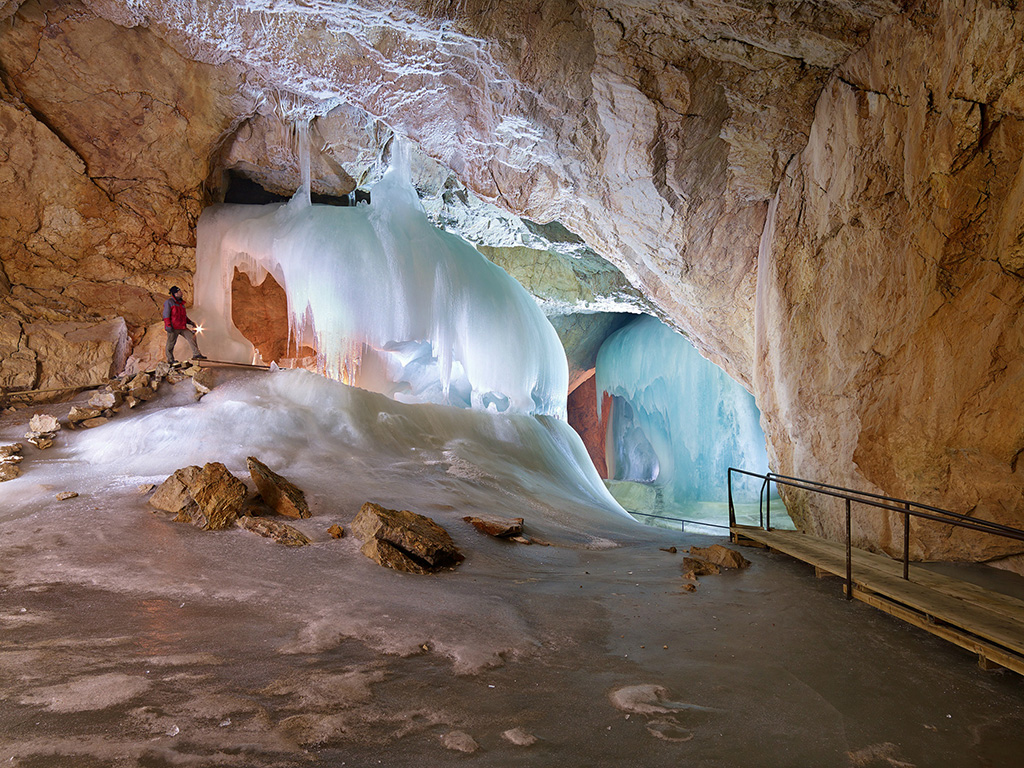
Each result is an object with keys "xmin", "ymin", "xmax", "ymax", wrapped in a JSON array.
[{"xmin": 163, "ymin": 297, "xmax": 191, "ymax": 330}]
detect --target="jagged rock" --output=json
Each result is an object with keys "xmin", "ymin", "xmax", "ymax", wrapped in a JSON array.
[
  {"xmin": 87, "ymin": 391, "xmax": 119, "ymax": 409},
  {"xmin": 0, "ymin": 463, "xmax": 20, "ymax": 482},
  {"xmin": 129, "ymin": 385, "xmax": 156, "ymax": 401},
  {"xmin": 80, "ymin": 416, "xmax": 109, "ymax": 429},
  {"xmin": 351, "ymin": 502, "xmax": 464, "ymax": 574},
  {"xmin": 68, "ymin": 406, "xmax": 102, "ymax": 423},
  {"xmin": 237, "ymin": 515, "xmax": 312, "ymax": 546},
  {"xmin": 462, "ymin": 513, "xmax": 523, "ymax": 538},
  {"xmin": 246, "ymin": 456, "xmax": 310, "ymax": 519},
  {"xmin": 688, "ymin": 545, "xmax": 750, "ymax": 570},
  {"xmin": 28, "ymin": 413, "xmax": 60, "ymax": 434},
  {"xmin": 501, "ymin": 728, "xmax": 538, "ymax": 747},
  {"xmin": 129, "ymin": 372, "xmax": 151, "ymax": 390},
  {"xmin": 191, "ymin": 368, "xmax": 215, "ymax": 395},
  {"xmin": 137, "ymin": 483, "xmax": 155, "ymax": 494},
  {"xmin": 55, "ymin": 491, "xmax": 78, "ymax": 500},
  {"xmin": 149, "ymin": 466, "xmax": 202, "ymax": 515},
  {"xmin": 0, "ymin": 443, "xmax": 23, "ymax": 458},
  {"xmin": 327, "ymin": 524, "xmax": 345, "ymax": 539},
  {"xmin": 182, "ymin": 462, "xmax": 247, "ymax": 531},
  {"xmin": 682, "ymin": 557, "xmax": 721, "ymax": 580},
  {"xmin": 441, "ymin": 731, "xmax": 479, "ymax": 753},
  {"xmin": 679, "ymin": 582, "xmax": 698, "ymax": 593},
  {"xmin": 26, "ymin": 436, "xmax": 54, "ymax": 450},
  {"xmin": 153, "ymin": 361, "xmax": 171, "ymax": 378}
]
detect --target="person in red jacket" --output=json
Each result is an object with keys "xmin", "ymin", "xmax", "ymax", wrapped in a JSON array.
[{"xmin": 163, "ymin": 286, "xmax": 206, "ymax": 364}]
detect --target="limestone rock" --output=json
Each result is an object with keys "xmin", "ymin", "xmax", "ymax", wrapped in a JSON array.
[
  {"xmin": 688, "ymin": 545, "xmax": 750, "ymax": 570},
  {"xmin": 88, "ymin": 391, "xmax": 119, "ymax": 409},
  {"xmin": 682, "ymin": 558, "xmax": 721, "ymax": 579},
  {"xmin": 26, "ymin": 436, "xmax": 54, "ymax": 450},
  {"xmin": 0, "ymin": 443, "xmax": 23, "ymax": 458},
  {"xmin": 441, "ymin": 731, "xmax": 479, "ymax": 753},
  {"xmin": 327, "ymin": 524, "xmax": 345, "ymax": 539},
  {"xmin": 149, "ymin": 466, "xmax": 201, "ymax": 515},
  {"xmin": 28, "ymin": 413, "xmax": 60, "ymax": 434},
  {"xmin": 462, "ymin": 514, "xmax": 523, "ymax": 538},
  {"xmin": 351, "ymin": 502, "xmax": 463, "ymax": 574},
  {"xmin": 237, "ymin": 515, "xmax": 312, "ymax": 546},
  {"xmin": 68, "ymin": 406, "xmax": 102, "ymax": 424},
  {"xmin": 55, "ymin": 491, "xmax": 78, "ymax": 500},
  {"xmin": 0, "ymin": 463, "xmax": 21, "ymax": 482},
  {"xmin": 184, "ymin": 463, "xmax": 247, "ymax": 531},
  {"xmin": 501, "ymin": 728, "xmax": 538, "ymax": 747},
  {"xmin": 0, "ymin": 444, "xmax": 23, "ymax": 483},
  {"xmin": 192, "ymin": 368, "xmax": 215, "ymax": 395},
  {"xmin": 80, "ymin": 416, "xmax": 110, "ymax": 429},
  {"xmin": 246, "ymin": 457, "xmax": 310, "ymax": 519}
]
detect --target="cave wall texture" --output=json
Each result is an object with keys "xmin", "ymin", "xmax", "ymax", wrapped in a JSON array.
[{"xmin": 1, "ymin": 0, "xmax": 1022, "ymax": 562}]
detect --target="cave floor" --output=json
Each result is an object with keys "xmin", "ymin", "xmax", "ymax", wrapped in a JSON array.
[{"xmin": 1, "ymin": 384, "xmax": 1023, "ymax": 768}]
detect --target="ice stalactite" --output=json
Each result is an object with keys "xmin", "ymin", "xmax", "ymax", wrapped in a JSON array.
[
  {"xmin": 596, "ymin": 315, "xmax": 769, "ymax": 506},
  {"xmin": 195, "ymin": 136, "xmax": 568, "ymax": 418}
]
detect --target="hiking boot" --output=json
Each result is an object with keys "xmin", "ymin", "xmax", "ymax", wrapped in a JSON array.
[{"xmin": 191, "ymin": 354, "xmax": 208, "ymax": 361}]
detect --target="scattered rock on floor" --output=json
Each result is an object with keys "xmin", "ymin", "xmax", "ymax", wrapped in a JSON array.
[
  {"xmin": 237, "ymin": 515, "xmax": 311, "ymax": 546},
  {"xmin": 351, "ymin": 502, "xmax": 464, "ymax": 574},
  {"xmin": 0, "ymin": 443, "xmax": 23, "ymax": 482},
  {"xmin": 25, "ymin": 413, "xmax": 60, "ymax": 449},
  {"xmin": 688, "ymin": 544, "xmax": 750, "ymax": 570},
  {"xmin": 463, "ymin": 513, "xmax": 523, "ymax": 538},
  {"xmin": 56, "ymin": 491, "xmax": 78, "ymax": 501},
  {"xmin": 137, "ymin": 483, "xmax": 155, "ymax": 494},
  {"xmin": 149, "ymin": 466, "xmax": 202, "ymax": 515},
  {"xmin": 246, "ymin": 456, "xmax": 310, "ymax": 519},
  {"xmin": 660, "ymin": 546, "xmax": 678, "ymax": 553},
  {"xmin": 192, "ymin": 368, "xmax": 215, "ymax": 396},
  {"xmin": 184, "ymin": 462, "xmax": 247, "ymax": 531},
  {"xmin": 502, "ymin": 727, "xmax": 538, "ymax": 746},
  {"xmin": 327, "ymin": 524, "xmax": 345, "ymax": 539},
  {"xmin": 441, "ymin": 730, "xmax": 480, "ymax": 753},
  {"xmin": 68, "ymin": 406, "xmax": 102, "ymax": 425},
  {"xmin": 682, "ymin": 557, "xmax": 721, "ymax": 579},
  {"xmin": 150, "ymin": 463, "xmax": 246, "ymax": 531}
]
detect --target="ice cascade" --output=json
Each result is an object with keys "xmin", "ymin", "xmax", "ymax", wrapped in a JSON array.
[
  {"xmin": 596, "ymin": 315, "xmax": 769, "ymax": 504},
  {"xmin": 194, "ymin": 140, "xmax": 568, "ymax": 417}
]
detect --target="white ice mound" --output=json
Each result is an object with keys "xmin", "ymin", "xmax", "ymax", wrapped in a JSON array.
[
  {"xmin": 74, "ymin": 369, "xmax": 632, "ymax": 533},
  {"xmin": 596, "ymin": 315, "xmax": 768, "ymax": 503},
  {"xmin": 194, "ymin": 143, "xmax": 568, "ymax": 418}
]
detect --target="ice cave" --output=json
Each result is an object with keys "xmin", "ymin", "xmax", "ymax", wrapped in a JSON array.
[{"xmin": 2, "ymin": 0, "xmax": 1024, "ymax": 766}]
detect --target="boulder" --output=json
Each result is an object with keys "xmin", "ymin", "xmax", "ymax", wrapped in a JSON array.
[
  {"xmin": 246, "ymin": 457, "xmax": 310, "ymax": 519},
  {"xmin": 682, "ymin": 557, "xmax": 721, "ymax": 580},
  {"xmin": 237, "ymin": 515, "xmax": 312, "ymax": 546},
  {"xmin": 149, "ymin": 466, "xmax": 202, "ymax": 515},
  {"xmin": 183, "ymin": 462, "xmax": 247, "ymax": 531},
  {"xmin": 28, "ymin": 413, "xmax": 60, "ymax": 434},
  {"xmin": 68, "ymin": 406, "xmax": 102, "ymax": 424},
  {"xmin": 688, "ymin": 544, "xmax": 750, "ymax": 570},
  {"xmin": 462, "ymin": 513, "xmax": 523, "ymax": 538},
  {"xmin": 351, "ymin": 502, "xmax": 463, "ymax": 574}
]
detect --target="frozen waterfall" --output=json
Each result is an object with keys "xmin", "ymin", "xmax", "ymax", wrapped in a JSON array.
[
  {"xmin": 596, "ymin": 315, "xmax": 769, "ymax": 507},
  {"xmin": 194, "ymin": 141, "xmax": 568, "ymax": 418}
]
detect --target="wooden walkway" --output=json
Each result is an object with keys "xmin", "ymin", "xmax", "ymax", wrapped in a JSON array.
[{"xmin": 731, "ymin": 525, "xmax": 1024, "ymax": 676}]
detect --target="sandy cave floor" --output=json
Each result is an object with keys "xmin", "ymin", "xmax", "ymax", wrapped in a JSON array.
[{"xmin": 0, "ymin": 374, "xmax": 1023, "ymax": 768}]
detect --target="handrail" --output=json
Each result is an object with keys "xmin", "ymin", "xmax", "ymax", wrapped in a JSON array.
[
  {"xmin": 727, "ymin": 467, "xmax": 1024, "ymax": 600},
  {"xmin": 628, "ymin": 510, "xmax": 730, "ymax": 532}
]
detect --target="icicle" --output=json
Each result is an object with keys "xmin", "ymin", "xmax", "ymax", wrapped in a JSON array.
[{"xmin": 292, "ymin": 119, "xmax": 312, "ymax": 208}]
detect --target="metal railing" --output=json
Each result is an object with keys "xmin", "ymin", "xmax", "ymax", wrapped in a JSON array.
[
  {"xmin": 627, "ymin": 510, "xmax": 730, "ymax": 532},
  {"xmin": 727, "ymin": 467, "xmax": 1024, "ymax": 600}
]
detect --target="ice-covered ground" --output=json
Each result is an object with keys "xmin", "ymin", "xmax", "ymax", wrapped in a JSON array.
[{"xmin": 1, "ymin": 370, "xmax": 1023, "ymax": 767}]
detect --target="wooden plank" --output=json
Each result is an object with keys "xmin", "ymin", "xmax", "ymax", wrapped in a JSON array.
[
  {"xmin": 732, "ymin": 526, "xmax": 1024, "ymax": 664},
  {"xmin": 852, "ymin": 586, "xmax": 1024, "ymax": 676}
]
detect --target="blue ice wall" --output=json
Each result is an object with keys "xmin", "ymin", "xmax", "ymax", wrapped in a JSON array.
[{"xmin": 596, "ymin": 315, "xmax": 768, "ymax": 503}]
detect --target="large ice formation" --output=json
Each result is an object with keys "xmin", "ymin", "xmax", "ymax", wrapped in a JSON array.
[
  {"xmin": 195, "ymin": 140, "xmax": 568, "ymax": 418},
  {"xmin": 596, "ymin": 315, "xmax": 769, "ymax": 505}
]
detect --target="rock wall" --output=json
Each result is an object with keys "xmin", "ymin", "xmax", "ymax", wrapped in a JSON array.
[{"xmin": 756, "ymin": 0, "xmax": 1024, "ymax": 560}]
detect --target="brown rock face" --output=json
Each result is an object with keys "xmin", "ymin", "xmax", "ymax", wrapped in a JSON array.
[
  {"xmin": 230, "ymin": 270, "xmax": 316, "ymax": 365},
  {"xmin": 151, "ymin": 463, "xmax": 246, "ymax": 531},
  {"xmin": 246, "ymin": 457, "xmax": 310, "ymax": 519},
  {"xmin": 567, "ymin": 374, "xmax": 609, "ymax": 479},
  {"xmin": 351, "ymin": 502, "xmax": 464, "ymax": 574},
  {"xmin": 756, "ymin": 4, "xmax": 1024, "ymax": 561}
]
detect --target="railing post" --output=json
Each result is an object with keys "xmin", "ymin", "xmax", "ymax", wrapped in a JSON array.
[
  {"xmin": 766, "ymin": 474, "xmax": 772, "ymax": 531},
  {"xmin": 903, "ymin": 502, "xmax": 911, "ymax": 581},
  {"xmin": 728, "ymin": 469, "xmax": 736, "ymax": 528},
  {"xmin": 846, "ymin": 498, "xmax": 853, "ymax": 601}
]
